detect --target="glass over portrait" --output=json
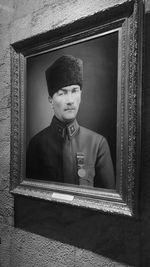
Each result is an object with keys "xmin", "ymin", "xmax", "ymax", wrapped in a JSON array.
[{"xmin": 26, "ymin": 32, "xmax": 118, "ymax": 189}]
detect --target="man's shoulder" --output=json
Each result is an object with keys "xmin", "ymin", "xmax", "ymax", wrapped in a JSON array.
[
  {"xmin": 79, "ymin": 125, "xmax": 110, "ymax": 152},
  {"xmin": 29, "ymin": 126, "xmax": 50, "ymax": 145},
  {"xmin": 79, "ymin": 125, "xmax": 104, "ymax": 142}
]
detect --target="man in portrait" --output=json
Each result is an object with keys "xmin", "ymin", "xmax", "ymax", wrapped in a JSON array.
[{"xmin": 26, "ymin": 55, "xmax": 115, "ymax": 189}]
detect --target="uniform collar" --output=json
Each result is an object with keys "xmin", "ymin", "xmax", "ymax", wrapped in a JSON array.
[{"xmin": 51, "ymin": 116, "xmax": 79, "ymax": 140}]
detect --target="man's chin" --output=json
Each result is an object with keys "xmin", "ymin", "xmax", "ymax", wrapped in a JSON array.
[{"xmin": 63, "ymin": 115, "xmax": 76, "ymax": 123}]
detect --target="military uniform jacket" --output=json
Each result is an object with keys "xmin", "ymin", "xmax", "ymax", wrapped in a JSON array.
[{"xmin": 26, "ymin": 116, "xmax": 115, "ymax": 189}]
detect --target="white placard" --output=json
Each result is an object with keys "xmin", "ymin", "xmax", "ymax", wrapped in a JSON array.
[{"xmin": 52, "ymin": 192, "xmax": 74, "ymax": 201}]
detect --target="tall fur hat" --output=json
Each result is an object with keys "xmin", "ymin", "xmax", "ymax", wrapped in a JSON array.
[{"xmin": 45, "ymin": 55, "xmax": 83, "ymax": 97}]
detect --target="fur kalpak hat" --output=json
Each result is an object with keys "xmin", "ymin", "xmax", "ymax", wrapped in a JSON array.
[{"xmin": 45, "ymin": 55, "xmax": 83, "ymax": 97}]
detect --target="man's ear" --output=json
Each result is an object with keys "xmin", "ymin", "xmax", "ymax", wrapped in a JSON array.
[
  {"xmin": 48, "ymin": 96, "xmax": 53, "ymax": 104},
  {"xmin": 48, "ymin": 96, "xmax": 54, "ymax": 109}
]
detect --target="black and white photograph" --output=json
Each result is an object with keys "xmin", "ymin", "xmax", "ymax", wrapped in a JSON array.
[
  {"xmin": 1, "ymin": 0, "xmax": 148, "ymax": 266},
  {"xmin": 26, "ymin": 32, "xmax": 118, "ymax": 189}
]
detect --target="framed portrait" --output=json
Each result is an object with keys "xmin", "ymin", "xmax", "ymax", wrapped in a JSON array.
[{"xmin": 10, "ymin": 0, "xmax": 143, "ymax": 216}]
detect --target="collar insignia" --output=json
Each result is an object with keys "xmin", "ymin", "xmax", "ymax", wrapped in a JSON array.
[{"xmin": 51, "ymin": 116, "xmax": 79, "ymax": 139}]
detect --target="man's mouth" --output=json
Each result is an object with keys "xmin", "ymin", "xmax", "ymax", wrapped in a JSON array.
[{"xmin": 64, "ymin": 108, "xmax": 75, "ymax": 111}]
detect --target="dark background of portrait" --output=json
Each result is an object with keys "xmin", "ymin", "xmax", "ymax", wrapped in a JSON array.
[{"xmin": 26, "ymin": 31, "xmax": 118, "ymax": 168}]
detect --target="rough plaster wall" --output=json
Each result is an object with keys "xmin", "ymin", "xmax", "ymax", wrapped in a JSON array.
[
  {"xmin": 0, "ymin": 0, "xmax": 150, "ymax": 266},
  {"xmin": 0, "ymin": 2, "xmax": 14, "ymax": 266},
  {"xmin": 10, "ymin": 0, "xmax": 132, "ymax": 43}
]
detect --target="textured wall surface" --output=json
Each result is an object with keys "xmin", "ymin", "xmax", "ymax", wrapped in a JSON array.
[{"xmin": 0, "ymin": 0, "xmax": 150, "ymax": 266}]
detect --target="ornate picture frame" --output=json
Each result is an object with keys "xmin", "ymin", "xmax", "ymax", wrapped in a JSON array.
[{"xmin": 10, "ymin": 0, "xmax": 143, "ymax": 217}]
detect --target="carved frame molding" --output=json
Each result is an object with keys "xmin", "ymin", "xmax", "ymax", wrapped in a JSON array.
[{"xmin": 10, "ymin": 0, "xmax": 143, "ymax": 217}]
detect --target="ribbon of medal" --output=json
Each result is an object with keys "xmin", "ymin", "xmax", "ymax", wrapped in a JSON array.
[{"xmin": 76, "ymin": 152, "xmax": 86, "ymax": 178}]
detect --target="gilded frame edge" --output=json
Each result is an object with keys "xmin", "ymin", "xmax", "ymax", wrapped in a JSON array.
[{"xmin": 10, "ymin": 0, "xmax": 144, "ymax": 217}]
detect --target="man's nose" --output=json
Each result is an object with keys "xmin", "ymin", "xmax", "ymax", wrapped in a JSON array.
[{"xmin": 66, "ymin": 93, "xmax": 74, "ymax": 104}]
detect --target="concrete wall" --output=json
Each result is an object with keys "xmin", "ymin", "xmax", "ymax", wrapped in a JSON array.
[{"xmin": 0, "ymin": 0, "xmax": 150, "ymax": 266}]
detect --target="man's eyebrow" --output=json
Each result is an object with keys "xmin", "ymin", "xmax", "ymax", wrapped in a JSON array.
[
  {"xmin": 58, "ymin": 89, "xmax": 65, "ymax": 92},
  {"xmin": 60, "ymin": 86, "xmax": 79, "ymax": 92}
]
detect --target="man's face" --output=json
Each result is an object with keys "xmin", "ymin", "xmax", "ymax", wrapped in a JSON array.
[{"xmin": 49, "ymin": 85, "xmax": 81, "ymax": 122}]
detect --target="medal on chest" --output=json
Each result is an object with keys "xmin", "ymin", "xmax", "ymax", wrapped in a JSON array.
[{"xmin": 76, "ymin": 152, "xmax": 86, "ymax": 178}]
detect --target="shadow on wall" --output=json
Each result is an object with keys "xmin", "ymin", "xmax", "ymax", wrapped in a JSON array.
[{"xmin": 14, "ymin": 195, "xmax": 140, "ymax": 266}]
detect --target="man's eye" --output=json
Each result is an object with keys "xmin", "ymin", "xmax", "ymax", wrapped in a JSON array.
[
  {"xmin": 58, "ymin": 91, "xmax": 64, "ymax": 96},
  {"xmin": 72, "ymin": 89, "xmax": 78, "ymax": 93}
]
